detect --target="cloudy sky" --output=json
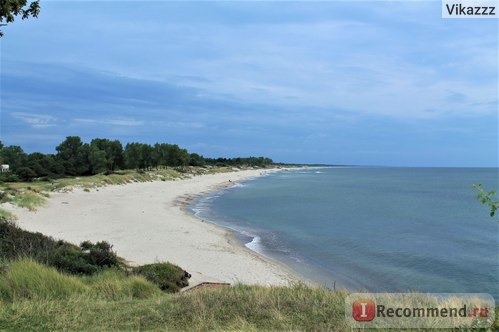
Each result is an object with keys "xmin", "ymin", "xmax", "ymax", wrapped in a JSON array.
[{"xmin": 0, "ymin": 0, "xmax": 497, "ymax": 166}]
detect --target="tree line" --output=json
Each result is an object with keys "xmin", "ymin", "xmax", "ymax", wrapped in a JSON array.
[{"xmin": 0, "ymin": 136, "xmax": 273, "ymax": 181}]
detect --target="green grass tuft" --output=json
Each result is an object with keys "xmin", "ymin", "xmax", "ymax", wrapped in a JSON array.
[
  {"xmin": 0, "ymin": 259, "xmax": 161, "ymax": 303},
  {"xmin": 0, "ymin": 259, "xmax": 88, "ymax": 301},
  {"xmin": 0, "ymin": 208, "xmax": 15, "ymax": 220},
  {"xmin": 8, "ymin": 191, "xmax": 46, "ymax": 211}
]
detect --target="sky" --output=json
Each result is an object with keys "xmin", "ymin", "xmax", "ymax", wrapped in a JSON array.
[{"xmin": 0, "ymin": 0, "xmax": 497, "ymax": 166}]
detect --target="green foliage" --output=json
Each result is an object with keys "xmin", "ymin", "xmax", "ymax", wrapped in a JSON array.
[
  {"xmin": 205, "ymin": 156, "xmax": 274, "ymax": 167},
  {"xmin": 88, "ymin": 145, "xmax": 107, "ymax": 174},
  {"xmin": 189, "ymin": 152, "xmax": 205, "ymax": 166},
  {"xmin": 43, "ymin": 240, "xmax": 124, "ymax": 275},
  {"xmin": 124, "ymin": 142, "xmax": 153, "ymax": 170},
  {"xmin": 90, "ymin": 138, "xmax": 124, "ymax": 171},
  {"xmin": 152, "ymin": 143, "xmax": 190, "ymax": 168},
  {"xmin": 132, "ymin": 262, "xmax": 189, "ymax": 293},
  {"xmin": 0, "ymin": 0, "xmax": 40, "ymax": 37},
  {"xmin": 0, "ymin": 145, "xmax": 26, "ymax": 172},
  {"xmin": 473, "ymin": 184, "xmax": 498, "ymax": 221},
  {"xmin": 0, "ymin": 218, "xmax": 124, "ymax": 275},
  {"xmin": 55, "ymin": 136, "xmax": 91, "ymax": 176},
  {"xmin": 0, "ymin": 219, "xmax": 57, "ymax": 262},
  {"xmin": 0, "ymin": 172, "xmax": 20, "ymax": 182},
  {"xmin": 0, "ymin": 136, "xmax": 273, "ymax": 182},
  {"xmin": 25, "ymin": 152, "xmax": 63, "ymax": 178},
  {"xmin": 14, "ymin": 166, "xmax": 37, "ymax": 181}
]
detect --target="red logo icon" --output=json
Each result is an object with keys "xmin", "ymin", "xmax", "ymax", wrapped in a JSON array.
[{"xmin": 352, "ymin": 299, "xmax": 375, "ymax": 321}]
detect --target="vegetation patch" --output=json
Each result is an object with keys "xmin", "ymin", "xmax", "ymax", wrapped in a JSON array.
[
  {"xmin": 0, "ymin": 208, "xmax": 15, "ymax": 220},
  {"xmin": 0, "ymin": 259, "xmax": 88, "ymax": 301},
  {"xmin": 0, "ymin": 259, "xmax": 161, "ymax": 302},
  {"xmin": 8, "ymin": 190, "xmax": 46, "ymax": 211},
  {"xmin": 0, "ymin": 219, "xmax": 122, "ymax": 275},
  {"xmin": 132, "ymin": 262, "xmax": 190, "ymax": 293},
  {"xmin": 0, "ymin": 136, "xmax": 273, "ymax": 182},
  {"xmin": 1, "ymin": 279, "xmax": 493, "ymax": 331},
  {"xmin": 0, "ymin": 218, "xmax": 189, "ymax": 291}
]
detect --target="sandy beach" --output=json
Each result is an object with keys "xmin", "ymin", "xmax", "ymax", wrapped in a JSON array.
[{"xmin": 3, "ymin": 169, "xmax": 300, "ymax": 286}]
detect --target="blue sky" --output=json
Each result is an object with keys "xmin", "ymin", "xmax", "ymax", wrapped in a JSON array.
[{"xmin": 0, "ymin": 1, "xmax": 497, "ymax": 166}]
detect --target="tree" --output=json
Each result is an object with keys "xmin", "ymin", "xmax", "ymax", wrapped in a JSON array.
[
  {"xmin": 124, "ymin": 142, "xmax": 153, "ymax": 170},
  {"xmin": 90, "ymin": 138, "xmax": 124, "ymax": 172},
  {"xmin": 16, "ymin": 166, "xmax": 37, "ymax": 181},
  {"xmin": 0, "ymin": 0, "xmax": 40, "ymax": 37},
  {"xmin": 473, "ymin": 184, "xmax": 498, "ymax": 221},
  {"xmin": 189, "ymin": 153, "xmax": 205, "ymax": 167},
  {"xmin": 0, "ymin": 141, "xmax": 4, "ymax": 164},
  {"xmin": 25, "ymin": 152, "xmax": 63, "ymax": 178},
  {"xmin": 0, "ymin": 145, "xmax": 26, "ymax": 171},
  {"xmin": 88, "ymin": 145, "xmax": 107, "ymax": 174},
  {"xmin": 55, "ymin": 136, "xmax": 90, "ymax": 176},
  {"xmin": 164, "ymin": 144, "xmax": 189, "ymax": 167}
]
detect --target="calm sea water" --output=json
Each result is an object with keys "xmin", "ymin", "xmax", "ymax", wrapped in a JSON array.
[{"xmin": 191, "ymin": 167, "xmax": 498, "ymax": 299}]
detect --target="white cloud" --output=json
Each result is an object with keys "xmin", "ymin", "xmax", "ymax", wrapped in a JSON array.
[
  {"xmin": 74, "ymin": 118, "xmax": 144, "ymax": 126},
  {"xmin": 10, "ymin": 112, "xmax": 58, "ymax": 128}
]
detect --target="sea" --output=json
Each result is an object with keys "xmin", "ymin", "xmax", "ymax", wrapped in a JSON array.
[{"xmin": 190, "ymin": 167, "xmax": 499, "ymax": 300}]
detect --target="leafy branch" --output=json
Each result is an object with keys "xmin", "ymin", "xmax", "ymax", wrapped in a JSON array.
[
  {"xmin": 473, "ymin": 184, "xmax": 498, "ymax": 221},
  {"xmin": 0, "ymin": 0, "xmax": 40, "ymax": 37}
]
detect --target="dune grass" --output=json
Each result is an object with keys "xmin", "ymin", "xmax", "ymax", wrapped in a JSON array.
[
  {"xmin": 0, "ymin": 260, "xmax": 349, "ymax": 331},
  {"xmin": 0, "ymin": 259, "xmax": 161, "ymax": 302},
  {"xmin": 0, "ymin": 166, "xmax": 244, "ymax": 214},
  {"xmin": 0, "ymin": 259, "xmax": 497, "ymax": 331},
  {"xmin": 0, "ymin": 208, "xmax": 15, "ymax": 220},
  {"xmin": 8, "ymin": 191, "xmax": 46, "ymax": 211}
]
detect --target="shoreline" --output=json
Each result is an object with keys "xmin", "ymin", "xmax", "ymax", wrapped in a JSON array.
[{"xmin": 2, "ymin": 168, "xmax": 305, "ymax": 287}]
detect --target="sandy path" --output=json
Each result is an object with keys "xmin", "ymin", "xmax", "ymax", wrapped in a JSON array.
[{"xmin": 3, "ymin": 169, "xmax": 299, "ymax": 286}]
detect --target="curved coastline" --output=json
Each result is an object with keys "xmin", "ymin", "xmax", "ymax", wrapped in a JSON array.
[
  {"xmin": 3, "ymin": 168, "xmax": 304, "ymax": 287},
  {"xmin": 185, "ymin": 168, "xmax": 326, "ymax": 289}
]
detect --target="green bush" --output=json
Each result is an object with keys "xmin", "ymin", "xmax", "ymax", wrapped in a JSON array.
[
  {"xmin": 0, "ymin": 173, "xmax": 20, "ymax": 182},
  {"xmin": 0, "ymin": 218, "xmax": 124, "ymax": 275},
  {"xmin": 133, "ymin": 262, "xmax": 190, "ymax": 293},
  {"xmin": 0, "ymin": 219, "xmax": 58, "ymax": 262},
  {"xmin": 47, "ymin": 243, "xmax": 100, "ymax": 275},
  {"xmin": 47, "ymin": 241, "xmax": 124, "ymax": 275}
]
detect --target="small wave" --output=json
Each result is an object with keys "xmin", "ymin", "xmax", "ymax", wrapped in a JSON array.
[
  {"xmin": 315, "ymin": 171, "xmax": 323, "ymax": 174},
  {"xmin": 245, "ymin": 236, "xmax": 263, "ymax": 253},
  {"xmin": 231, "ymin": 183, "xmax": 246, "ymax": 188}
]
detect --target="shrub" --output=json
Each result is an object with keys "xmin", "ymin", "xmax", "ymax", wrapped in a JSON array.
[
  {"xmin": 15, "ymin": 167, "xmax": 37, "ymax": 181},
  {"xmin": 0, "ymin": 219, "xmax": 58, "ymax": 261},
  {"xmin": 47, "ymin": 241, "xmax": 124, "ymax": 275},
  {"xmin": 47, "ymin": 243, "xmax": 100, "ymax": 275},
  {"xmin": 0, "ymin": 218, "xmax": 124, "ymax": 275},
  {"xmin": 0, "ymin": 173, "xmax": 20, "ymax": 182},
  {"xmin": 133, "ymin": 262, "xmax": 190, "ymax": 293}
]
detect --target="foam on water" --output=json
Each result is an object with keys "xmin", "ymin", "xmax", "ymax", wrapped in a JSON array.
[{"xmin": 245, "ymin": 235, "xmax": 262, "ymax": 252}]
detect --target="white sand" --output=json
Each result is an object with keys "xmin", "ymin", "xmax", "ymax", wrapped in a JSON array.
[{"xmin": 3, "ymin": 169, "xmax": 300, "ymax": 286}]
